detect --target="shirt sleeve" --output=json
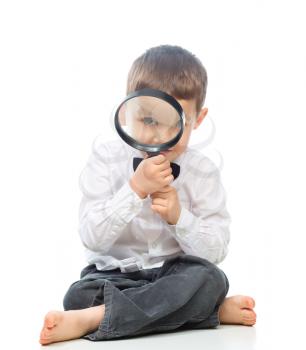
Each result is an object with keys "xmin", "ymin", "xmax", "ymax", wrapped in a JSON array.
[
  {"xmin": 170, "ymin": 159, "xmax": 231, "ymax": 264},
  {"xmin": 78, "ymin": 144, "xmax": 145, "ymax": 253}
]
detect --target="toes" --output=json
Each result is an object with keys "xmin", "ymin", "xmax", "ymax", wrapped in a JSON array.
[
  {"xmin": 40, "ymin": 337, "xmax": 53, "ymax": 345},
  {"xmin": 242, "ymin": 309, "xmax": 257, "ymax": 325},
  {"xmin": 247, "ymin": 297, "xmax": 256, "ymax": 309},
  {"xmin": 39, "ymin": 311, "xmax": 60, "ymax": 345},
  {"xmin": 243, "ymin": 319, "xmax": 256, "ymax": 326},
  {"xmin": 244, "ymin": 318, "xmax": 257, "ymax": 326},
  {"xmin": 44, "ymin": 311, "xmax": 59, "ymax": 329},
  {"xmin": 39, "ymin": 337, "xmax": 48, "ymax": 345},
  {"xmin": 39, "ymin": 330, "xmax": 52, "ymax": 345},
  {"xmin": 237, "ymin": 295, "xmax": 255, "ymax": 309}
]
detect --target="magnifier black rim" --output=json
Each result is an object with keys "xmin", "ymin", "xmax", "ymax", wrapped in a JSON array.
[{"xmin": 114, "ymin": 88, "xmax": 185, "ymax": 153}]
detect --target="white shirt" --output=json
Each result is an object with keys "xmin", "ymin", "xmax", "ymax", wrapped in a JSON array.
[{"xmin": 79, "ymin": 138, "xmax": 231, "ymax": 272}]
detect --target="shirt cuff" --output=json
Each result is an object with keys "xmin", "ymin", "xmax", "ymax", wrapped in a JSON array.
[{"xmin": 172, "ymin": 207, "xmax": 198, "ymax": 238}]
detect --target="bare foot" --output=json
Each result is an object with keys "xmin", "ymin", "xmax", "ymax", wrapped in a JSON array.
[
  {"xmin": 39, "ymin": 305, "xmax": 105, "ymax": 345},
  {"xmin": 219, "ymin": 295, "xmax": 256, "ymax": 326}
]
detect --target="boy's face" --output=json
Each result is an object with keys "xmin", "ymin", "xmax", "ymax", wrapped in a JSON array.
[{"xmin": 141, "ymin": 99, "xmax": 208, "ymax": 162}]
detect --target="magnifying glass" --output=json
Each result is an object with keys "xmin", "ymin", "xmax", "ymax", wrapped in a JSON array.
[{"xmin": 114, "ymin": 88, "xmax": 185, "ymax": 157}]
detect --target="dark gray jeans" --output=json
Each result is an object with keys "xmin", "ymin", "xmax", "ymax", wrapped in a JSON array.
[{"xmin": 63, "ymin": 254, "xmax": 229, "ymax": 340}]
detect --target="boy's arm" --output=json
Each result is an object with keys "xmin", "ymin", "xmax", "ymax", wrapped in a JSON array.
[
  {"xmin": 78, "ymin": 145, "xmax": 145, "ymax": 253},
  {"xmin": 155, "ymin": 160, "xmax": 231, "ymax": 265}
]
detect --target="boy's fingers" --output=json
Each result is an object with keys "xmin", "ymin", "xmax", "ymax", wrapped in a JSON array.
[
  {"xmin": 151, "ymin": 154, "xmax": 166, "ymax": 165},
  {"xmin": 160, "ymin": 185, "xmax": 172, "ymax": 192},
  {"xmin": 158, "ymin": 160, "xmax": 171, "ymax": 171},
  {"xmin": 151, "ymin": 186, "xmax": 173, "ymax": 197},
  {"xmin": 151, "ymin": 192, "xmax": 167, "ymax": 199},
  {"xmin": 164, "ymin": 175, "xmax": 174, "ymax": 184},
  {"xmin": 160, "ymin": 168, "xmax": 172, "ymax": 177},
  {"xmin": 151, "ymin": 198, "xmax": 167, "ymax": 207}
]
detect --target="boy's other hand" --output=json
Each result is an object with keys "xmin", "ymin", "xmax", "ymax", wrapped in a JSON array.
[
  {"xmin": 150, "ymin": 185, "xmax": 181, "ymax": 225},
  {"xmin": 129, "ymin": 154, "xmax": 174, "ymax": 199}
]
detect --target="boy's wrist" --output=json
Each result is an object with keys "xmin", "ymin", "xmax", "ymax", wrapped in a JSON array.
[{"xmin": 129, "ymin": 178, "xmax": 147, "ymax": 199}]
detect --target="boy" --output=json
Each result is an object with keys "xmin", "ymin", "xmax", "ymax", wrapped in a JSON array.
[{"xmin": 40, "ymin": 45, "xmax": 256, "ymax": 345}]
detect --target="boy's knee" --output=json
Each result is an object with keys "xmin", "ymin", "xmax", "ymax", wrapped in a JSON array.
[
  {"xmin": 209, "ymin": 265, "xmax": 229, "ymax": 297},
  {"xmin": 63, "ymin": 280, "xmax": 97, "ymax": 310},
  {"xmin": 174, "ymin": 255, "xmax": 229, "ymax": 296},
  {"xmin": 190, "ymin": 258, "xmax": 229, "ymax": 299},
  {"xmin": 204, "ymin": 264, "xmax": 229, "ymax": 303}
]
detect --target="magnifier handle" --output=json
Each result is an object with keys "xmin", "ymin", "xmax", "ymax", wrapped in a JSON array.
[{"xmin": 146, "ymin": 152, "xmax": 160, "ymax": 158}]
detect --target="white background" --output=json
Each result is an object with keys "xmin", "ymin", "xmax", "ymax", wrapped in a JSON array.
[{"xmin": 0, "ymin": 1, "xmax": 305, "ymax": 348}]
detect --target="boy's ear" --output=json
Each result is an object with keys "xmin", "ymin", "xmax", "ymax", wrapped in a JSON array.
[{"xmin": 193, "ymin": 108, "xmax": 208, "ymax": 130}]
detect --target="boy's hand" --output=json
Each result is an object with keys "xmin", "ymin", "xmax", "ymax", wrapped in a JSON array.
[
  {"xmin": 129, "ymin": 154, "xmax": 174, "ymax": 199},
  {"xmin": 150, "ymin": 185, "xmax": 181, "ymax": 225}
]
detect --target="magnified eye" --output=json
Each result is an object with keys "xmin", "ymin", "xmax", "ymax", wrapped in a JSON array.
[{"xmin": 143, "ymin": 116, "xmax": 157, "ymax": 125}]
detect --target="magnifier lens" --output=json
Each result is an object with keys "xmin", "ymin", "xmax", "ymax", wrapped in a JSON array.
[
  {"xmin": 118, "ymin": 96, "xmax": 181, "ymax": 145},
  {"xmin": 114, "ymin": 89, "xmax": 184, "ymax": 154}
]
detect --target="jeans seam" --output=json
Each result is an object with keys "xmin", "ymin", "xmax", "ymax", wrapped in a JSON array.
[
  {"xmin": 82, "ymin": 282, "xmax": 113, "ymax": 340},
  {"xmin": 99, "ymin": 282, "xmax": 113, "ymax": 335}
]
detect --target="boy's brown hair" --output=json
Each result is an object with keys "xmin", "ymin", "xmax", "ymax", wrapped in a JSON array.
[{"xmin": 126, "ymin": 45, "xmax": 208, "ymax": 114}]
